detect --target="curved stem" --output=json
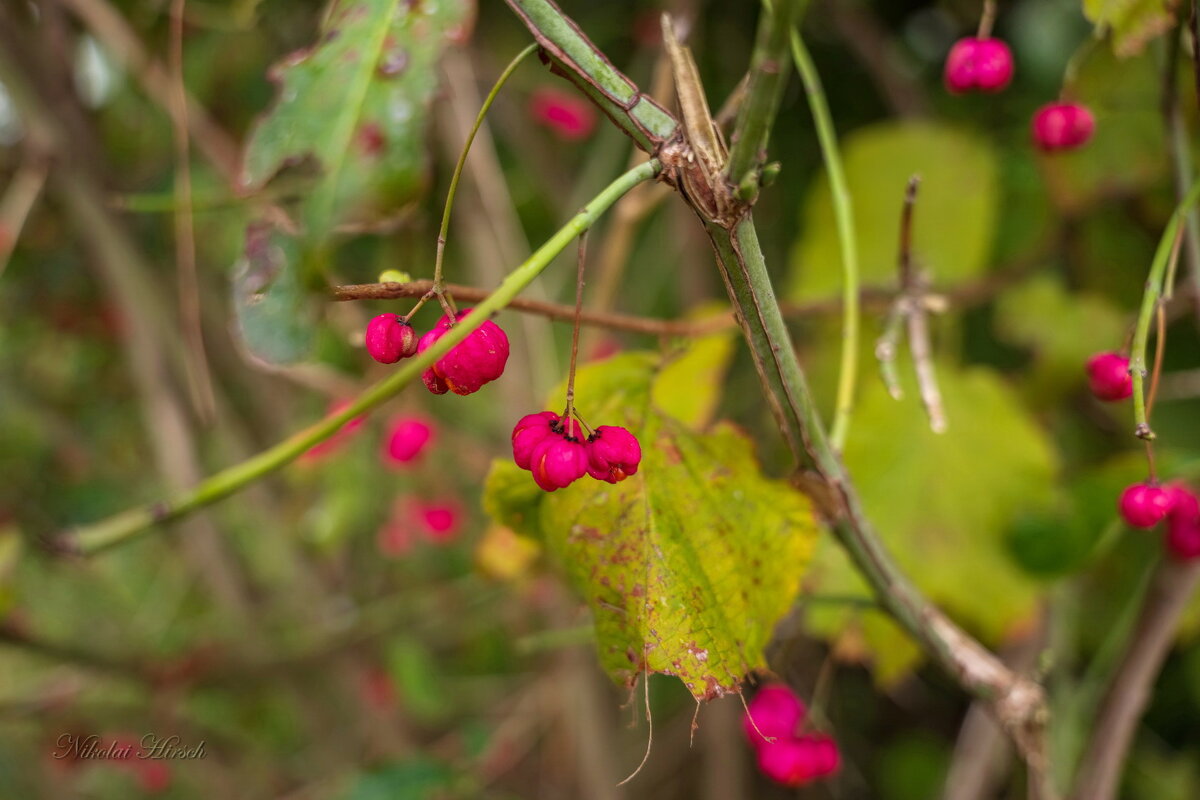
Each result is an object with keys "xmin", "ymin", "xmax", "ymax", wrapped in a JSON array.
[
  {"xmin": 789, "ymin": 29, "xmax": 861, "ymax": 449},
  {"xmin": 60, "ymin": 159, "xmax": 662, "ymax": 555},
  {"xmin": 563, "ymin": 232, "xmax": 587, "ymax": 420},
  {"xmin": 432, "ymin": 42, "xmax": 538, "ymax": 289},
  {"xmin": 1130, "ymin": 179, "xmax": 1200, "ymax": 440}
]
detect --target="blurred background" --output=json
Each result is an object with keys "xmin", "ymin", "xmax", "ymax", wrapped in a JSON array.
[{"xmin": 1, "ymin": 0, "xmax": 1199, "ymax": 797}]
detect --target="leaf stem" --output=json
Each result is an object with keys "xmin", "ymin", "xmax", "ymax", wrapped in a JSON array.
[
  {"xmin": 60, "ymin": 159, "xmax": 662, "ymax": 555},
  {"xmin": 1130, "ymin": 178, "xmax": 1200, "ymax": 440},
  {"xmin": 789, "ymin": 28, "xmax": 861, "ymax": 448},
  {"xmin": 432, "ymin": 42, "xmax": 538, "ymax": 291},
  {"xmin": 726, "ymin": 0, "xmax": 801, "ymax": 185}
]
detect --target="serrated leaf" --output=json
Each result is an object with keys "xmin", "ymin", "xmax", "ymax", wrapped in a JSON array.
[
  {"xmin": 232, "ymin": 222, "xmax": 317, "ymax": 365},
  {"xmin": 485, "ymin": 347, "xmax": 818, "ymax": 700},
  {"xmin": 806, "ymin": 364, "xmax": 1055, "ymax": 682},
  {"xmin": 1083, "ymin": 0, "xmax": 1177, "ymax": 57},
  {"xmin": 243, "ymin": 0, "xmax": 473, "ymax": 238},
  {"xmin": 651, "ymin": 325, "xmax": 735, "ymax": 428},
  {"xmin": 788, "ymin": 122, "xmax": 997, "ymax": 300}
]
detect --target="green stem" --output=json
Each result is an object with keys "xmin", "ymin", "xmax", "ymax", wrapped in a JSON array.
[
  {"xmin": 1130, "ymin": 178, "xmax": 1200, "ymax": 439},
  {"xmin": 789, "ymin": 30, "xmax": 860, "ymax": 450},
  {"xmin": 432, "ymin": 42, "xmax": 537, "ymax": 289},
  {"xmin": 504, "ymin": 0, "xmax": 677, "ymax": 152},
  {"xmin": 726, "ymin": 0, "xmax": 801, "ymax": 184},
  {"xmin": 63, "ymin": 160, "xmax": 662, "ymax": 555}
]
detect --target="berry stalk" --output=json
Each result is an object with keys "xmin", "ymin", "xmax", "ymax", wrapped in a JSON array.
[
  {"xmin": 431, "ymin": 42, "xmax": 538, "ymax": 294},
  {"xmin": 60, "ymin": 159, "xmax": 663, "ymax": 555},
  {"xmin": 1130, "ymin": 178, "xmax": 1200, "ymax": 440}
]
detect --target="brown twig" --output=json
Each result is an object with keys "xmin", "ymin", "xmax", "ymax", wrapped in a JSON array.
[
  {"xmin": 876, "ymin": 177, "xmax": 947, "ymax": 432},
  {"xmin": 169, "ymin": 0, "xmax": 216, "ymax": 423},
  {"xmin": 0, "ymin": 155, "xmax": 48, "ymax": 278},
  {"xmin": 1165, "ymin": 19, "xmax": 1200, "ymax": 328},
  {"xmin": 1069, "ymin": 559, "xmax": 1200, "ymax": 800}
]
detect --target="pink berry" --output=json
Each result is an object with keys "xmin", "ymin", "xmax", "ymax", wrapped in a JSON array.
[
  {"xmin": 364, "ymin": 313, "xmax": 418, "ymax": 364},
  {"xmin": 137, "ymin": 761, "xmax": 171, "ymax": 794},
  {"xmin": 755, "ymin": 734, "xmax": 841, "ymax": 787},
  {"xmin": 1032, "ymin": 103, "xmax": 1095, "ymax": 152},
  {"xmin": 586, "ymin": 425, "xmax": 642, "ymax": 483},
  {"xmin": 383, "ymin": 416, "xmax": 435, "ymax": 466},
  {"xmin": 529, "ymin": 87, "xmax": 597, "ymax": 141},
  {"xmin": 1085, "ymin": 352, "xmax": 1132, "ymax": 402},
  {"xmin": 416, "ymin": 309, "xmax": 510, "ymax": 396},
  {"xmin": 415, "ymin": 501, "xmax": 462, "ymax": 544},
  {"xmin": 530, "ymin": 433, "xmax": 589, "ymax": 492},
  {"xmin": 512, "ymin": 411, "xmax": 560, "ymax": 470},
  {"xmin": 944, "ymin": 37, "xmax": 1014, "ymax": 93},
  {"xmin": 1118, "ymin": 482, "xmax": 1174, "ymax": 529},
  {"xmin": 1164, "ymin": 486, "xmax": 1200, "ymax": 560},
  {"xmin": 742, "ymin": 684, "xmax": 806, "ymax": 747}
]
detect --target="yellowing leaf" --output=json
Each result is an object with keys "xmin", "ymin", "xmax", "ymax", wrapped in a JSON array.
[
  {"xmin": 484, "ymin": 347, "xmax": 818, "ymax": 700},
  {"xmin": 243, "ymin": 0, "xmax": 473, "ymax": 238},
  {"xmin": 788, "ymin": 122, "xmax": 998, "ymax": 300},
  {"xmin": 806, "ymin": 364, "xmax": 1055, "ymax": 680},
  {"xmin": 1083, "ymin": 0, "xmax": 1178, "ymax": 57},
  {"xmin": 475, "ymin": 525, "xmax": 540, "ymax": 582}
]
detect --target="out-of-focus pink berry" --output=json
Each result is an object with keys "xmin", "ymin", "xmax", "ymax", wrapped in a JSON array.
[
  {"xmin": 1118, "ymin": 483, "xmax": 1174, "ymax": 529},
  {"xmin": 417, "ymin": 309, "xmax": 509, "ymax": 396},
  {"xmin": 1085, "ymin": 352, "xmax": 1132, "ymax": 402},
  {"xmin": 530, "ymin": 435, "xmax": 589, "ymax": 492},
  {"xmin": 136, "ymin": 761, "xmax": 171, "ymax": 794},
  {"xmin": 365, "ymin": 313, "xmax": 418, "ymax": 364},
  {"xmin": 944, "ymin": 37, "xmax": 1014, "ymax": 93},
  {"xmin": 512, "ymin": 411, "xmax": 560, "ymax": 470},
  {"xmin": 529, "ymin": 87, "xmax": 597, "ymax": 141},
  {"xmin": 1032, "ymin": 103, "xmax": 1095, "ymax": 152},
  {"xmin": 1164, "ymin": 485, "xmax": 1200, "ymax": 560},
  {"xmin": 586, "ymin": 425, "xmax": 642, "ymax": 484},
  {"xmin": 755, "ymin": 734, "xmax": 841, "ymax": 787},
  {"xmin": 742, "ymin": 684, "xmax": 806, "ymax": 747},
  {"xmin": 417, "ymin": 501, "xmax": 462, "ymax": 544},
  {"xmin": 359, "ymin": 665, "xmax": 398, "ymax": 711},
  {"xmin": 301, "ymin": 400, "xmax": 366, "ymax": 461},
  {"xmin": 383, "ymin": 416, "xmax": 435, "ymax": 466}
]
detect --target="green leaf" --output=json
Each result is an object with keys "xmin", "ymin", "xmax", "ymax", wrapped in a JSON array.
[
  {"xmin": 650, "ymin": 323, "xmax": 735, "ymax": 428},
  {"xmin": 243, "ymin": 0, "xmax": 473, "ymax": 238},
  {"xmin": 788, "ymin": 121, "xmax": 998, "ymax": 300},
  {"xmin": 1083, "ymin": 0, "xmax": 1178, "ymax": 57},
  {"xmin": 232, "ymin": 222, "xmax": 317, "ymax": 365},
  {"xmin": 806, "ymin": 364, "xmax": 1055, "ymax": 682},
  {"xmin": 482, "ymin": 460, "xmax": 545, "ymax": 541},
  {"xmin": 994, "ymin": 275, "xmax": 1127, "ymax": 400},
  {"xmin": 485, "ymin": 347, "xmax": 818, "ymax": 700}
]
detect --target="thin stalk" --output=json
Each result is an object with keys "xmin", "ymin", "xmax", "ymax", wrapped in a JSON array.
[
  {"xmin": 976, "ymin": 0, "xmax": 997, "ymax": 39},
  {"xmin": 432, "ymin": 42, "xmax": 537, "ymax": 290},
  {"xmin": 789, "ymin": 29, "xmax": 860, "ymax": 448},
  {"xmin": 727, "ymin": 0, "xmax": 801, "ymax": 184},
  {"xmin": 563, "ymin": 232, "xmax": 587, "ymax": 419},
  {"xmin": 1130, "ymin": 178, "xmax": 1200, "ymax": 440},
  {"xmin": 60, "ymin": 160, "xmax": 662, "ymax": 555}
]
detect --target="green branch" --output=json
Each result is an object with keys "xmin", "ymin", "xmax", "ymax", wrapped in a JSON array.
[
  {"xmin": 504, "ymin": 0, "xmax": 678, "ymax": 152},
  {"xmin": 60, "ymin": 159, "xmax": 662, "ymax": 555},
  {"xmin": 1130, "ymin": 178, "xmax": 1200, "ymax": 439},
  {"xmin": 726, "ymin": 0, "xmax": 801, "ymax": 185},
  {"xmin": 788, "ymin": 29, "xmax": 860, "ymax": 450}
]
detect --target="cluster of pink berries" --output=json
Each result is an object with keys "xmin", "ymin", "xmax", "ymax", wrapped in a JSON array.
[
  {"xmin": 943, "ymin": 34, "xmax": 1094, "ymax": 152},
  {"xmin": 1119, "ymin": 482, "xmax": 1200, "ymax": 560},
  {"xmin": 512, "ymin": 412, "xmax": 641, "ymax": 492},
  {"xmin": 742, "ymin": 684, "xmax": 841, "ymax": 787},
  {"xmin": 1086, "ymin": 352, "xmax": 1133, "ymax": 402},
  {"xmin": 365, "ymin": 308, "xmax": 510, "ymax": 396}
]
